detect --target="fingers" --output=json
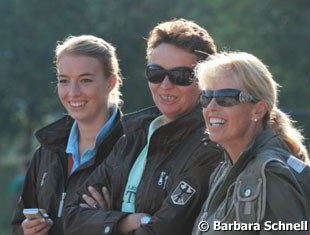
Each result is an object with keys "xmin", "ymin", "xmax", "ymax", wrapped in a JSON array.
[
  {"xmin": 88, "ymin": 186, "xmax": 106, "ymax": 208},
  {"xmin": 80, "ymin": 203, "xmax": 92, "ymax": 208},
  {"xmin": 82, "ymin": 193, "xmax": 98, "ymax": 208},
  {"xmin": 22, "ymin": 218, "xmax": 53, "ymax": 235},
  {"xmin": 102, "ymin": 187, "xmax": 111, "ymax": 209},
  {"xmin": 82, "ymin": 186, "xmax": 112, "ymax": 210}
]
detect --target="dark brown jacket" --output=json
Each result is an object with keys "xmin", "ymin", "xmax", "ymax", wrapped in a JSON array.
[
  {"xmin": 64, "ymin": 106, "xmax": 223, "ymax": 235},
  {"xmin": 11, "ymin": 110, "xmax": 123, "ymax": 235}
]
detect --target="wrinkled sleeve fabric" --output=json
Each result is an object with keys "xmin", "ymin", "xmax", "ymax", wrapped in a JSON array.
[
  {"xmin": 261, "ymin": 162, "xmax": 309, "ymax": 235},
  {"xmin": 11, "ymin": 149, "xmax": 40, "ymax": 235}
]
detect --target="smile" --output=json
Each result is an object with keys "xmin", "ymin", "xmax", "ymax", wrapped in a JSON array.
[
  {"xmin": 160, "ymin": 95, "xmax": 176, "ymax": 102},
  {"xmin": 69, "ymin": 101, "xmax": 86, "ymax": 108},
  {"xmin": 209, "ymin": 117, "xmax": 225, "ymax": 126}
]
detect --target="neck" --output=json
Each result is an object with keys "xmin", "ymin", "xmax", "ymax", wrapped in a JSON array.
[{"xmin": 77, "ymin": 111, "xmax": 109, "ymax": 156}]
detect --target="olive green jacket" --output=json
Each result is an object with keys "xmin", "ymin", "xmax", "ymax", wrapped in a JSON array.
[{"xmin": 192, "ymin": 129, "xmax": 310, "ymax": 235}]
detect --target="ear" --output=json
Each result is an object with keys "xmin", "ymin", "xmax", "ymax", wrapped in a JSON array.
[
  {"xmin": 251, "ymin": 100, "xmax": 268, "ymax": 122},
  {"xmin": 107, "ymin": 74, "xmax": 117, "ymax": 93}
]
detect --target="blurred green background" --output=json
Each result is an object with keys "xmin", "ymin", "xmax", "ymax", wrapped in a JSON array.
[{"xmin": 0, "ymin": 0, "xmax": 309, "ymax": 234}]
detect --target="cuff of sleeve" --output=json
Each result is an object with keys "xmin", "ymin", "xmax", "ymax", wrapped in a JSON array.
[{"xmin": 102, "ymin": 211, "xmax": 130, "ymax": 235}]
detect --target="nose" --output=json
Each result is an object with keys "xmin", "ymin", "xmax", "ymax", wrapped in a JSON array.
[
  {"xmin": 161, "ymin": 75, "xmax": 174, "ymax": 88},
  {"xmin": 69, "ymin": 81, "xmax": 81, "ymax": 96},
  {"xmin": 206, "ymin": 98, "xmax": 219, "ymax": 110}
]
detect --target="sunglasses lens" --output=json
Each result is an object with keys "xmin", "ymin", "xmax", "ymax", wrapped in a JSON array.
[
  {"xmin": 146, "ymin": 67, "xmax": 166, "ymax": 84},
  {"xmin": 146, "ymin": 65, "xmax": 194, "ymax": 86},
  {"xmin": 169, "ymin": 68, "xmax": 194, "ymax": 86},
  {"xmin": 215, "ymin": 97, "xmax": 240, "ymax": 107},
  {"xmin": 200, "ymin": 93, "xmax": 212, "ymax": 108}
]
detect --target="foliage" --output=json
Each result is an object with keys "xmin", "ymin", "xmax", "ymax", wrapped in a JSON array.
[{"xmin": 0, "ymin": 0, "xmax": 309, "ymax": 158}]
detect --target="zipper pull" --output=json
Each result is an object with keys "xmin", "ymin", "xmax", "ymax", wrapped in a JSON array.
[
  {"xmin": 57, "ymin": 192, "xmax": 67, "ymax": 218},
  {"xmin": 158, "ymin": 172, "xmax": 166, "ymax": 186}
]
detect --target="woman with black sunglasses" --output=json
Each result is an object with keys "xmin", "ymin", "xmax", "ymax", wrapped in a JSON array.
[
  {"xmin": 63, "ymin": 19, "xmax": 223, "ymax": 235},
  {"xmin": 192, "ymin": 52, "xmax": 310, "ymax": 235}
]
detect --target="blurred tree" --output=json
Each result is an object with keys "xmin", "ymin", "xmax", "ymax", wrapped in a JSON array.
[{"xmin": 0, "ymin": 0, "xmax": 309, "ymax": 160}]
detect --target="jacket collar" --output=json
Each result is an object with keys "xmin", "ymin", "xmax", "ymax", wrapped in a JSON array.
[
  {"xmin": 121, "ymin": 105, "xmax": 206, "ymax": 143},
  {"xmin": 226, "ymin": 128, "xmax": 290, "ymax": 170},
  {"xmin": 35, "ymin": 109, "xmax": 123, "ymax": 151},
  {"xmin": 35, "ymin": 115, "xmax": 73, "ymax": 150}
]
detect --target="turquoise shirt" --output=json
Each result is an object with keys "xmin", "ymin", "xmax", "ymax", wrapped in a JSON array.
[
  {"xmin": 66, "ymin": 107, "xmax": 118, "ymax": 175},
  {"xmin": 121, "ymin": 115, "xmax": 165, "ymax": 212}
]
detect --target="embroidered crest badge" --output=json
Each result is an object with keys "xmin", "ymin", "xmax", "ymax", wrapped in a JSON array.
[{"xmin": 171, "ymin": 181, "xmax": 196, "ymax": 205}]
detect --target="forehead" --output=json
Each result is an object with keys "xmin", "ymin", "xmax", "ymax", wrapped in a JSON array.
[
  {"xmin": 148, "ymin": 43, "xmax": 197, "ymax": 69},
  {"xmin": 57, "ymin": 55, "xmax": 103, "ymax": 73},
  {"xmin": 203, "ymin": 75, "xmax": 244, "ymax": 90}
]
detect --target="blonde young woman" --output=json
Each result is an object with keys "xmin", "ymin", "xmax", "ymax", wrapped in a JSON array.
[
  {"xmin": 12, "ymin": 35, "xmax": 123, "ymax": 235},
  {"xmin": 192, "ymin": 52, "xmax": 309, "ymax": 235}
]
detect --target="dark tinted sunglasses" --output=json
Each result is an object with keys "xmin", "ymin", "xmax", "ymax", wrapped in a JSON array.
[
  {"xmin": 200, "ymin": 89, "xmax": 259, "ymax": 108},
  {"xmin": 146, "ymin": 64, "xmax": 195, "ymax": 86}
]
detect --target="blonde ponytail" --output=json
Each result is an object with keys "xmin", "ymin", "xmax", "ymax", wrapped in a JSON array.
[{"xmin": 268, "ymin": 108, "xmax": 309, "ymax": 163}]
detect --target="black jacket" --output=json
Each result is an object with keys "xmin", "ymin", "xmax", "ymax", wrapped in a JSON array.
[
  {"xmin": 64, "ymin": 106, "xmax": 223, "ymax": 235},
  {"xmin": 11, "ymin": 110, "xmax": 123, "ymax": 235}
]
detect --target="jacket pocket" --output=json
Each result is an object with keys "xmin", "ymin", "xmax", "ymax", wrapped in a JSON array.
[{"xmin": 234, "ymin": 177, "xmax": 264, "ymax": 223}]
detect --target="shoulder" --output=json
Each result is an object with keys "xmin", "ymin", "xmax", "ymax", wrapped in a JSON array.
[{"xmin": 121, "ymin": 106, "xmax": 161, "ymax": 133}]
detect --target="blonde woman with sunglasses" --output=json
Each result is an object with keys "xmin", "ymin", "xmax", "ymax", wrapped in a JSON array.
[{"xmin": 192, "ymin": 52, "xmax": 309, "ymax": 235}]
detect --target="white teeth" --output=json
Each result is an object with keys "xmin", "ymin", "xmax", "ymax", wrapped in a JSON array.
[
  {"xmin": 209, "ymin": 118, "xmax": 225, "ymax": 126},
  {"xmin": 160, "ymin": 95, "xmax": 176, "ymax": 101},
  {"xmin": 69, "ymin": 101, "xmax": 85, "ymax": 107}
]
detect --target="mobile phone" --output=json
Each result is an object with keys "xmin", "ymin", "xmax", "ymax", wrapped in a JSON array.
[{"xmin": 23, "ymin": 208, "xmax": 49, "ymax": 220}]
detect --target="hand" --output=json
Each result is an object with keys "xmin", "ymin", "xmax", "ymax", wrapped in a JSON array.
[
  {"xmin": 80, "ymin": 186, "xmax": 111, "ymax": 210},
  {"xmin": 21, "ymin": 218, "xmax": 53, "ymax": 235},
  {"xmin": 118, "ymin": 213, "xmax": 150, "ymax": 233}
]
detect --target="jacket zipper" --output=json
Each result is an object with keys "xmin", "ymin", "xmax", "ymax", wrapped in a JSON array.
[
  {"xmin": 57, "ymin": 151, "xmax": 69, "ymax": 218},
  {"xmin": 57, "ymin": 192, "xmax": 67, "ymax": 217}
]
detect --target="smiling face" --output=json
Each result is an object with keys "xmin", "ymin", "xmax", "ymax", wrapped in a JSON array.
[
  {"xmin": 201, "ymin": 75, "xmax": 263, "ymax": 159},
  {"xmin": 147, "ymin": 43, "xmax": 201, "ymax": 123},
  {"xmin": 57, "ymin": 54, "xmax": 115, "ymax": 126}
]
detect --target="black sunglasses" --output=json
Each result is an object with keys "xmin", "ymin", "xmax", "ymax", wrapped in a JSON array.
[
  {"xmin": 145, "ymin": 64, "xmax": 195, "ymax": 86},
  {"xmin": 200, "ymin": 89, "xmax": 259, "ymax": 108}
]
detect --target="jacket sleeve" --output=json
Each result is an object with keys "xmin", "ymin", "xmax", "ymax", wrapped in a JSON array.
[
  {"xmin": 11, "ymin": 149, "xmax": 40, "ymax": 235},
  {"xmin": 63, "ymin": 136, "xmax": 130, "ymax": 235},
  {"xmin": 261, "ymin": 162, "xmax": 309, "ymax": 235},
  {"xmin": 129, "ymin": 142, "xmax": 222, "ymax": 235}
]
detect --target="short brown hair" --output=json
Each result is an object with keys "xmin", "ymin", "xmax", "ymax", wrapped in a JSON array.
[{"xmin": 146, "ymin": 18, "xmax": 217, "ymax": 61}]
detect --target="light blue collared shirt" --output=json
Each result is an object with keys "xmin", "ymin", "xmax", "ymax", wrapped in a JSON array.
[{"xmin": 66, "ymin": 107, "xmax": 118, "ymax": 175}]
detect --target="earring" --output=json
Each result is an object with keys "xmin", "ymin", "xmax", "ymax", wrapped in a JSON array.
[{"xmin": 254, "ymin": 118, "xmax": 257, "ymax": 122}]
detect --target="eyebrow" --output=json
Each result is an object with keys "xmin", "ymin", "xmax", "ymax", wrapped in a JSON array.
[{"xmin": 57, "ymin": 72, "xmax": 94, "ymax": 78}]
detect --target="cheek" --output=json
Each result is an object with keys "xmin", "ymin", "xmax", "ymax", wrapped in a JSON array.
[
  {"xmin": 148, "ymin": 83, "xmax": 158, "ymax": 96},
  {"xmin": 57, "ymin": 87, "xmax": 65, "ymax": 100},
  {"xmin": 202, "ymin": 109, "xmax": 208, "ymax": 124},
  {"xmin": 231, "ymin": 107, "xmax": 252, "ymax": 127}
]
